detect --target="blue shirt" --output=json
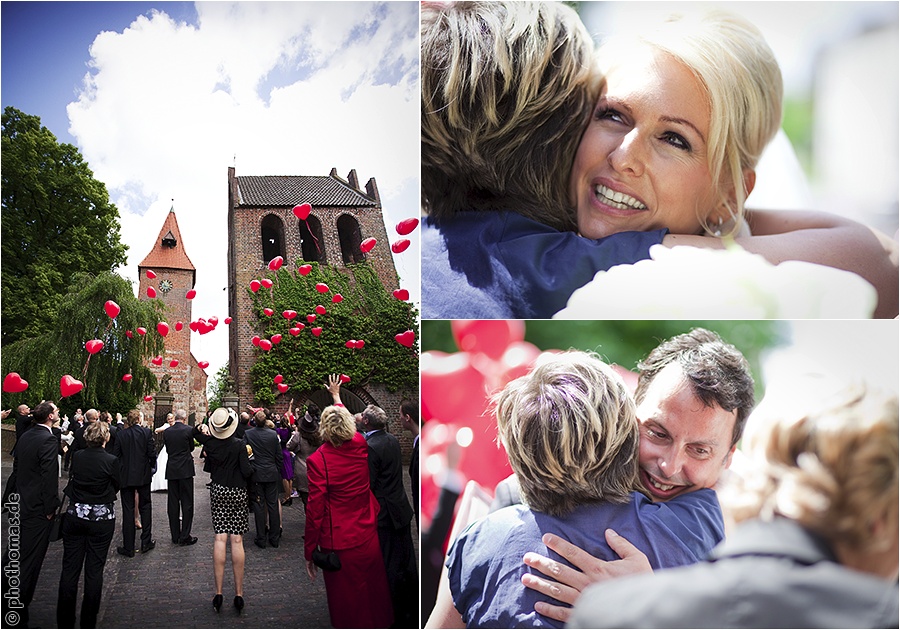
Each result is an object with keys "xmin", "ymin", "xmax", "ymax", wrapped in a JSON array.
[
  {"xmin": 446, "ymin": 489, "xmax": 724, "ymax": 629},
  {"xmin": 422, "ymin": 212, "xmax": 667, "ymax": 319}
]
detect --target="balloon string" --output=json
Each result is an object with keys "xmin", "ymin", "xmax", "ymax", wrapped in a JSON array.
[{"xmin": 305, "ymin": 219, "xmax": 321, "ymax": 255}]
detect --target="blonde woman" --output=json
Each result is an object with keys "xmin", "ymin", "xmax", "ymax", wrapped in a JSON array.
[{"xmin": 426, "ymin": 351, "xmax": 725, "ymax": 629}]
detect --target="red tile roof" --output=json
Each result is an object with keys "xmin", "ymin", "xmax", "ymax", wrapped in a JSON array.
[{"xmin": 138, "ymin": 209, "xmax": 196, "ymax": 279}]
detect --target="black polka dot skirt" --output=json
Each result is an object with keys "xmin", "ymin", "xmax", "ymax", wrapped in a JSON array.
[{"xmin": 209, "ymin": 482, "xmax": 249, "ymax": 535}]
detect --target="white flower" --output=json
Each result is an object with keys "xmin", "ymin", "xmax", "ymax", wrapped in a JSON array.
[{"xmin": 554, "ymin": 244, "xmax": 877, "ymax": 319}]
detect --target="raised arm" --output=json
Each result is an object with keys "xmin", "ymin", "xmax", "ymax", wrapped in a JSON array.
[
  {"xmin": 326, "ymin": 374, "xmax": 343, "ymax": 406},
  {"xmin": 664, "ymin": 209, "xmax": 899, "ymax": 318}
]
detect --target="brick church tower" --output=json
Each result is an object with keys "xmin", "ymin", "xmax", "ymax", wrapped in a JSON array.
[
  {"xmin": 226, "ymin": 167, "xmax": 401, "ymax": 411},
  {"xmin": 137, "ymin": 207, "xmax": 209, "ymax": 424}
]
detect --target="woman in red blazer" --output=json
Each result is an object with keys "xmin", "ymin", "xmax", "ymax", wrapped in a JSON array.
[{"xmin": 304, "ymin": 404, "xmax": 393, "ymax": 628}]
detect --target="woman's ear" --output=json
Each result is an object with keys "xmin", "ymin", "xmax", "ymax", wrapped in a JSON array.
[{"xmin": 743, "ymin": 168, "xmax": 756, "ymax": 198}]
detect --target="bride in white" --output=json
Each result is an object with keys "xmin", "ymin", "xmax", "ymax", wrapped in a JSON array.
[{"xmin": 151, "ymin": 412, "xmax": 175, "ymax": 492}]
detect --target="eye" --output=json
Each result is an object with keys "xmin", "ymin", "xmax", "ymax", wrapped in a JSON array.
[
  {"xmin": 595, "ymin": 106, "xmax": 625, "ymax": 124},
  {"xmin": 661, "ymin": 131, "xmax": 691, "ymax": 152},
  {"xmin": 646, "ymin": 427, "xmax": 668, "ymax": 441}
]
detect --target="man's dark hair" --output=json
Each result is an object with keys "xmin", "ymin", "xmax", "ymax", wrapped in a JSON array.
[
  {"xmin": 400, "ymin": 399, "xmax": 419, "ymax": 425},
  {"xmin": 31, "ymin": 401, "xmax": 56, "ymax": 424},
  {"xmin": 635, "ymin": 328, "xmax": 755, "ymax": 447}
]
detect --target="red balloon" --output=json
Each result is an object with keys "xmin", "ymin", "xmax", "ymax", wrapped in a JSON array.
[
  {"xmin": 3, "ymin": 372, "xmax": 28, "ymax": 393},
  {"xmin": 85, "ymin": 339, "xmax": 104, "ymax": 354},
  {"xmin": 185, "ymin": 289, "xmax": 197, "ymax": 300},
  {"xmin": 209, "ymin": 316, "xmax": 219, "ymax": 327},
  {"xmin": 298, "ymin": 264, "xmax": 312, "ymax": 276},
  {"xmin": 394, "ymin": 330, "xmax": 415, "ymax": 348},
  {"xmin": 126, "ymin": 330, "xmax": 133, "ymax": 338},
  {"xmin": 250, "ymin": 280, "xmax": 261, "ymax": 293},
  {"xmin": 421, "ymin": 351, "xmax": 490, "ymax": 424},
  {"xmin": 157, "ymin": 322, "xmax": 169, "ymax": 337},
  {"xmin": 293, "ymin": 203, "xmax": 312, "ymax": 220},
  {"xmin": 315, "ymin": 305, "xmax": 326, "ymax": 315},
  {"xmin": 274, "ymin": 374, "xmax": 284, "ymax": 385},
  {"xmin": 451, "ymin": 320, "xmax": 526, "ymax": 361},
  {"xmin": 259, "ymin": 339, "xmax": 273, "ymax": 351},
  {"xmin": 261, "ymin": 278, "xmax": 274, "ymax": 289},
  {"xmin": 146, "ymin": 270, "xmax": 157, "ymax": 279},
  {"xmin": 60, "ymin": 375, "xmax": 84, "ymax": 398},
  {"xmin": 289, "ymin": 327, "xmax": 302, "ymax": 336},
  {"xmin": 198, "ymin": 361, "xmax": 210, "ymax": 369},
  {"xmin": 315, "ymin": 283, "xmax": 329, "ymax": 294},
  {"xmin": 360, "ymin": 238, "xmax": 377, "ymax": 253},
  {"xmin": 332, "ymin": 294, "xmax": 343, "ymax": 304},
  {"xmin": 283, "ymin": 310, "xmax": 297, "ymax": 320},
  {"xmin": 122, "ymin": 374, "xmax": 133, "ymax": 382},
  {"xmin": 263, "ymin": 308, "xmax": 274, "ymax": 317},
  {"xmin": 354, "ymin": 340, "xmax": 365, "ymax": 349},
  {"xmin": 311, "ymin": 327, "xmax": 323, "ymax": 337},
  {"xmin": 306, "ymin": 314, "xmax": 317, "ymax": 323},
  {"xmin": 268, "ymin": 256, "xmax": 284, "ymax": 271},
  {"xmin": 391, "ymin": 239, "xmax": 411, "ymax": 254},
  {"xmin": 277, "ymin": 383, "xmax": 289, "ymax": 394},
  {"xmin": 224, "ymin": 317, "xmax": 232, "ymax": 325},
  {"xmin": 144, "ymin": 395, "xmax": 153, "ymax": 402},
  {"xmin": 189, "ymin": 321, "xmax": 199, "ymax": 332},
  {"xmin": 345, "ymin": 340, "xmax": 357, "ymax": 348},
  {"xmin": 392, "ymin": 289, "xmax": 409, "ymax": 301},
  {"xmin": 151, "ymin": 356, "xmax": 163, "ymax": 366},
  {"xmin": 271, "ymin": 334, "xmax": 283, "ymax": 345},
  {"xmin": 396, "ymin": 218, "xmax": 419, "ymax": 235},
  {"xmin": 251, "ymin": 335, "xmax": 261, "ymax": 347},
  {"xmin": 104, "ymin": 300, "xmax": 120, "ymax": 319},
  {"xmin": 137, "ymin": 327, "xmax": 147, "ymax": 336},
  {"xmin": 147, "ymin": 286, "xmax": 157, "ymax": 298},
  {"xmin": 175, "ymin": 321, "xmax": 184, "ymax": 331},
  {"xmin": 169, "ymin": 360, "xmax": 179, "ymax": 368},
  {"xmin": 339, "ymin": 374, "xmax": 351, "ymax": 384}
]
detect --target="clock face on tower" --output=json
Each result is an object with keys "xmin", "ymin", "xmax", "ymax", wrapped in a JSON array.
[{"xmin": 159, "ymin": 279, "xmax": 173, "ymax": 294}]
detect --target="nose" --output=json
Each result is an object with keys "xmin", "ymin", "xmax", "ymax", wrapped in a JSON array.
[
  {"xmin": 607, "ymin": 128, "xmax": 645, "ymax": 177},
  {"xmin": 658, "ymin": 447, "xmax": 686, "ymax": 479}
]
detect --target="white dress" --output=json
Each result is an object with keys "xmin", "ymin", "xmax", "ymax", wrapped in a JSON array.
[{"xmin": 151, "ymin": 425, "xmax": 169, "ymax": 491}]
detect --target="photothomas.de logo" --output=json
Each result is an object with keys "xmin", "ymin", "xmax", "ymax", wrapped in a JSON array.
[{"xmin": 3, "ymin": 494, "xmax": 23, "ymax": 627}]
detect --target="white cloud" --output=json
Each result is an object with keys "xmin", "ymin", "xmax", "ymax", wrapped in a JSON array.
[{"xmin": 66, "ymin": 1, "xmax": 420, "ymax": 382}]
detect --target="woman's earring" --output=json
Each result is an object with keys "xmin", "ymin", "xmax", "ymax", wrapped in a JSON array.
[{"xmin": 712, "ymin": 216, "xmax": 724, "ymax": 237}]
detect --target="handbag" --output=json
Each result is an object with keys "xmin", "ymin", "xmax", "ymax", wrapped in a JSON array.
[
  {"xmin": 311, "ymin": 452, "xmax": 341, "ymax": 572},
  {"xmin": 49, "ymin": 495, "xmax": 69, "ymax": 542}
]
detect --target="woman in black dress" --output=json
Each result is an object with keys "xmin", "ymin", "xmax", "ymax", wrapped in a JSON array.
[{"xmin": 194, "ymin": 407, "xmax": 253, "ymax": 613}]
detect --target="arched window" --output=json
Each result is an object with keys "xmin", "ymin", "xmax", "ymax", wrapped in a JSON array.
[
  {"xmin": 299, "ymin": 215, "xmax": 326, "ymax": 263},
  {"xmin": 337, "ymin": 214, "xmax": 364, "ymax": 264},
  {"xmin": 261, "ymin": 214, "xmax": 285, "ymax": 265}
]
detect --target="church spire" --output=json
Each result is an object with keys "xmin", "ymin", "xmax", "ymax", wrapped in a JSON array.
[{"xmin": 138, "ymin": 207, "xmax": 196, "ymax": 285}]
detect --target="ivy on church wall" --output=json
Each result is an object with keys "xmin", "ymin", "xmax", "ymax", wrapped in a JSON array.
[{"xmin": 247, "ymin": 261, "xmax": 418, "ymax": 405}]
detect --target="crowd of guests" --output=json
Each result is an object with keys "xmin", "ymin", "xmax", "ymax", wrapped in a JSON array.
[{"xmin": 0, "ymin": 377, "xmax": 419, "ymax": 629}]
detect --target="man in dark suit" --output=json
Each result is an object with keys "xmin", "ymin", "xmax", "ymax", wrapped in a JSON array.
[
  {"xmin": 398, "ymin": 399, "xmax": 419, "ymax": 526},
  {"xmin": 243, "ymin": 411, "xmax": 282, "ymax": 548},
  {"xmin": 163, "ymin": 409, "xmax": 197, "ymax": 546},
  {"xmin": 359, "ymin": 404, "xmax": 418, "ymax": 628},
  {"xmin": 1, "ymin": 403, "xmax": 32, "ymax": 509},
  {"xmin": 1, "ymin": 401, "xmax": 60, "ymax": 627},
  {"xmin": 112, "ymin": 409, "xmax": 157, "ymax": 556}
]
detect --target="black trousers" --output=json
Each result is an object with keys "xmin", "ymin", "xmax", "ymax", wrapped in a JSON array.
[
  {"xmin": 56, "ymin": 516, "xmax": 115, "ymax": 628},
  {"xmin": 1, "ymin": 512, "xmax": 53, "ymax": 627},
  {"xmin": 250, "ymin": 481, "xmax": 280, "ymax": 545},
  {"xmin": 377, "ymin": 523, "xmax": 419, "ymax": 629},
  {"xmin": 120, "ymin": 484, "xmax": 152, "ymax": 551},
  {"xmin": 166, "ymin": 477, "xmax": 194, "ymax": 543}
]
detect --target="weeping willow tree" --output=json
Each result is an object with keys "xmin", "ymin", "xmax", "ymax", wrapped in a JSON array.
[{"xmin": 1, "ymin": 271, "xmax": 165, "ymax": 414}]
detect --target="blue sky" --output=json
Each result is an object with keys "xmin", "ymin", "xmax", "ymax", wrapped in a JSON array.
[{"xmin": 2, "ymin": 1, "xmax": 421, "ymax": 381}]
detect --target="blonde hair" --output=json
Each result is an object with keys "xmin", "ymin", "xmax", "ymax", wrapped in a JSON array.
[
  {"xmin": 319, "ymin": 405, "xmax": 357, "ymax": 447},
  {"xmin": 600, "ymin": 11, "xmax": 783, "ymax": 234},
  {"xmin": 421, "ymin": 1, "xmax": 600, "ymax": 232},
  {"xmin": 725, "ymin": 384, "xmax": 898, "ymax": 555},
  {"xmin": 125, "ymin": 409, "xmax": 141, "ymax": 427},
  {"xmin": 84, "ymin": 421, "xmax": 109, "ymax": 448},
  {"xmin": 493, "ymin": 351, "xmax": 639, "ymax": 516}
]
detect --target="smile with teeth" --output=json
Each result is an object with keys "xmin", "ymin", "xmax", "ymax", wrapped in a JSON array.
[{"xmin": 595, "ymin": 184, "xmax": 647, "ymax": 211}]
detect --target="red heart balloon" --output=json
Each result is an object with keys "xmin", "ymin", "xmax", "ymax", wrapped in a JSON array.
[
  {"xmin": 421, "ymin": 351, "xmax": 491, "ymax": 423},
  {"xmin": 394, "ymin": 330, "xmax": 415, "ymax": 348},
  {"xmin": 354, "ymin": 340, "xmax": 365, "ymax": 349},
  {"xmin": 157, "ymin": 322, "xmax": 169, "ymax": 337},
  {"xmin": 396, "ymin": 218, "xmax": 419, "ymax": 236},
  {"xmin": 104, "ymin": 300, "xmax": 120, "ymax": 319},
  {"xmin": 298, "ymin": 264, "xmax": 312, "ymax": 276},
  {"xmin": 332, "ymin": 294, "xmax": 343, "ymax": 303},
  {"xmin": 144, "ymin": 395, "xmax": 153, "ymax": 402},
  {"xmin": 147, "ymin": 286, "xmax": 157, "ymax": 298},
  {"xmin": 251, "ymin": 335, "xmax": 261, "ymax": 346},
  {"xmin": 277, "ymin": 383, "xmax": 289, "ymax": 394},
  {"xmin": 268, "ymin": 256, "xmax": 284, "ymax": 271},
  {"xmin": 152, "ymin": 356, "xmax": 163, "ymax": 366},
  {"xmin": 169, "ymin": 360, "xmax": 179, "ymax": 368},
  {"xmin": 293, "ymin": 323, "xmax": 305, "ymax": 333},
  {"xmin": 315, "ymin": 283, "xmax": 329, "ymax": 294},
  {"xmin": 224, "ymin": 317, "xmax": 232, "ymax": 325},
  {"xmin": 122, "ymin": 374, "xmax": 133, "ymax": 382},
  {"xmin": 3, "ymin": 372, "xmax": 28, "ymax": 393},
  {"xmin": 263, "ymin": 308, "xmax": 274, "ymax": 317},
  {"xmin": 360, "ymin": 238, "xmax": 377, "ymax": 253},
  {"xmin": 339, "ymin": 374, "xmax": 351, "ymax": 383},
  {"xmin": 261, "ymin": 278, "xmax": 274, "ymax": 289},
  {"xmin": 288, "ymin": 328, "xmax": 301, "ymax": 337},
  {"xmin": 392, "ymin": 289, "xmax": 410, "ymax": 301},
  {"xmin": 198, "ymin": 361, "xmax": 209, "ymax": 369},
  {"xmin": 271, "ymin": 334, "xmax": 283, "ymax": 345},
  {"xmin": 175, "ymin": 321, "xmax": 184, "ymax": 331},
  {"xmin": 200, "ymin": 322, "xmax": 215, "ymax": 335},
  {"xmin": 391, "ymin": 239, "xmax": 411, "ymax": 254},
  {"xmin": 259, "ymin": 339, "xmax": 273, "ymax": 351},
  {"xmin": 209, "ymin": 316, "xmax": 219, "ymax": 326},
  {"xmin": 137, "ymin": 327, "xmax": 147, "ymax": 336},
  {"xmin": 315, "ymin": 305, "xmax": 326, "ymax": 315},
  {"xmin": 293, "ymin": 203, "xmax": 312, "ymax": 220},
  {"xmin": 274, "ymin": 374, "xmax": 284, "ymax": 385},
  {"xmin": 85, "ymin": 339, "xmax": 104, "ymax": 354},
  {"xmin": 60, "ymin": 375, "xmax": 84, "ymax": 398},
  {"xmin": 306, "ymin": 314, "xmax": 316, "ymax": 323},
  {"xmin": 311, "ymin": 327, "xmax": 322, "ymax": 337},
  {"xmin": 185, "ymin": 289, "xmax": 197, "ymax": 300},
  {"xmin": 451, "ymin": 320, "xmax": 526, "ymax": 361},
  {"xmin": 189, "ymin": 321, "xmax": 199, "ymax": 332},
  {"xmin": 250, "ymin": 280, "xmax": 261, "ymax": 293},
  {"xmin": 345, "ymin": 339, "xmax": 357, "ymax": 348},
  {"xmin": 283, "ymin": 310, "xmax": 297, "ymax": 320},
  {"xmin": 146, "ymin": 270, "xmax": 157, "ymax": 279},
  {"xmin": 126, "ymin": 330, "xmax": 134, "ymax": 338}
]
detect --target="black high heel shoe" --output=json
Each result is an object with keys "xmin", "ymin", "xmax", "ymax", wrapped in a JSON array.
[
  {"xmin": 234, "ymin": 595, "xmax": 244, "ymax": 612},
  {"xmin": 212, "ymin": 594, "xmax": 223, "ymax": 612},
  {"xmin": 281, "ymin": 498, "xmax": 293, "ymax": 506}
]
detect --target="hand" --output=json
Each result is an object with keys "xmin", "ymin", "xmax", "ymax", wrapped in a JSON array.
[
  {"xmin": 305, "ymin": 559, "xmax": 317, "ymax": 581},
  {"xmin": 326, "ymin": 374, "xmax": 342, "ymax": 404},
  {"xmin": 522, "ymin": 529, "xmax": 652, "ymax": 623},
  {"xmin": 1, "ymin": 409, "xmax": 10, "ymax": 420}
]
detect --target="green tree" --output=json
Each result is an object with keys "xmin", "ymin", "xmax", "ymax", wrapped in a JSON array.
[
  {"xmin": 207, "ymin": 363, "xmax": 231, "ymax": 411},
  {"xmin": 248, "ymin": 262, "xmax": 419, "ymax": 404},
  {"xmin": 1, "ymin": 271, "xmax": 165, "ymax": 416},
  {"xmin": 1, "ymin": 106, "xmax": 128, "ymax": 347}
]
